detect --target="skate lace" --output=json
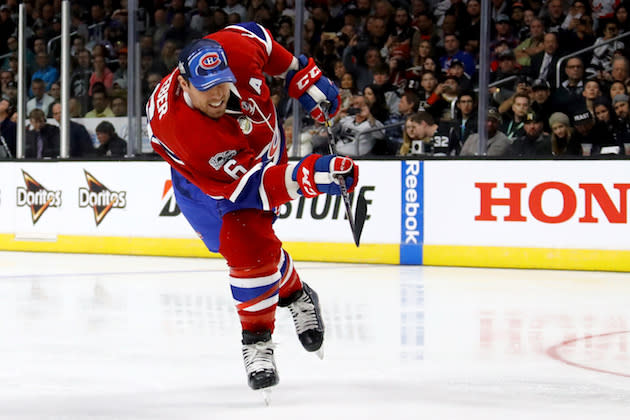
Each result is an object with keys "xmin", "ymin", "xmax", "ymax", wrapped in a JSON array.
[
  {"xmin": 243, "ymin": 341, "xmax": 276, "ymax": 374},
  {"xmin": 288, "ymin": 294, "xmax": 319, "ymax": 335}
]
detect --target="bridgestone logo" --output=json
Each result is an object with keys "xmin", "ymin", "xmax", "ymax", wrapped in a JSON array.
[{"xmin": 79, "ymin": 170, "xmax": 127, "ymax": 226}]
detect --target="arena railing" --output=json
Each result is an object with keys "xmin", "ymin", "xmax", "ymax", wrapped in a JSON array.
[{"xmin": 555, "ymin": 31, "xmax": 630, "ymax": 88}]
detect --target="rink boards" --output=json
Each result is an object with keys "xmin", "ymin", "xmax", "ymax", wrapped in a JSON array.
[{"xmin": 0, "ymin": 160, "xmax": 628, "ymax": 271}]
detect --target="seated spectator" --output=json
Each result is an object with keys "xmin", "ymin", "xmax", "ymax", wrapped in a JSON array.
[
  {"xmin": 338, "ymin": 72, "xmax": 358, "ymax": 112},
  {"xmin": 581, "ymin": 79, "xmax": 603, "ymax": 115},
  {"xmin": 112, "ymin": 48, "xmax": 128, "ymax": 83},
  {"xmin": 587, "ymin": 20, "xmax": 624, "ymax": 81},
  {"xmin": 85, "ymin": 84, "xmax": 114, "ymax": 118},
  {"xmin": 451, "ymin": 91, "xmax": 478, "ymax": 154},
  {"xmin": 440, "ymin": 34, "xmax": 476, "ymax": 77},
  {"xmin": 570, "ymin": 107, "xmax": 610, "ymax": 156},
  {"xmin": 610, "ymin": 80, "xmax": 627, "ymax": 101},
  {"xmin": 25, "ymin": 109, "xmax": 59, "ymax": 159},
  {"xmin": 494, "ymin": 72, "xmax": 530, "ymax": 108},
  {"xmin": 71, "ymin": 48, "xmax": 93, "ymax": 114},
  {"xmin": 151, "ymin": 40, "xmax": 179, "ymax": 77},
  {"xmin": 68, "ymin": 97, "xmax": 84, "ymax": 118},
  {"xmin": 342, "ymin": 42, "xmax": 384, "ymax": 91},
  {"xmin": 372, "ymin": 64, "xmax": 401, "ymax": 114},
  {"xmin": 514, "ymin": 18, "xmax": 544, "ymax": 67},
  {"xmin": 326, "ymin": 95, "xmax": 385, "ymax": 156},
  {"xmin": 363, "ymin": 84, "xmax": 390, "ymax": 123},
  {"xmin": 3, "ymin": 81, "xmax": 17, "ymax": 105},
  {"xmin": 566, "ymin": 15, "xmax": 596, "ymax": 54},
  {"xmin": 163, "ymin": 11, "xmax": 198, "ymax": 49},
  {"xmin": 111, "ymin": 79, "xmax": 127, "ymax": 99},
  {"xmin": 26, "ymin": 78, "xmax": 55, "ymax": 116},
  {"xmin": 30, "ymin": 52, "xmax": 59, "ymax": 94},
  {"xmin": 418, "ymin": 70, "xmax": 451, "ymax": 121},
  {"xmin": 88, "ymin": 54, "xmax": 114, "ymax": 96},
  {"xmin": 500, "ymin": 92, "xmax": 531, "ymax": 141},
  {"xmin": 111, "ymin": 96, "xmax": 127, "ymax": 117},
  {"xmin": 446, "ymin": 59, "xmax": 473, "ymax": 92},
  {"xmin": 0, "ymin": 70, "xmax": 14, "ymax": 94},
  {"xmin": 398, "ymin": 112, "xmax": 429, "ymax": 156},
  {"xmin": 398, "ymin": 110, "xmax": 458, "ymax": 156},
  {"xmin": 548, "ymin": 112, "xmax": 581, "ymax": 156},
  {"xmin": 552, "ymin": 57, "xmax": 585, "ymax": 114},
  {"xmin": 50, "ymin": 102, "xmax": 95, "ymax": 158},
  {"xmin": 94, "ymin": 121, "xmax": 127, "ymax": 158},
  {"xmin": 508, "ymin": 110, "xmax": 552, "ymax": 157},
  {"xmin": 0, "ymin": 98, "xmax": 16, "ymax": 159},
  {"xmin": 491, "ymin": 48, "xmax": 521, "ymax": 83},
  {"xmin": 609, "ymin": 56, "xmax": 630, "ymax": 86},
  {"xmin": 48, "ymin": 81, "xmax": 61, "ymax": 103},
  {"xmin": 561, "ymin": 0, "xmax": 589, "ymax": 31},
  {"xmin": 527, "ymin": 32, "xmax": 560, "ymax": 86},
  {"xmin": 489, "ymin": 14, "xmax": 519, "ymax": 57},
  {"xmin": 460, "ymin": 108, "xmax": 511, "ymax": 156},
  {"xmin": 460, "ymin": 0, "xmax": 481, "ymax": 54},
  {"xmin": 384, "ymin": 90, "xmax": 422, "ymax": 154},
  {"xmin": 530, "ymin": 79, "xmax": 553, "ymax": 132}
]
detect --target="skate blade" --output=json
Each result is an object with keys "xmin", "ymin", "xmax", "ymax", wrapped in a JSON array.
[
  {"xmin": 262, "ymin": 389, "xmax": 272, "ymax": 406},
  {"xmin": 316, "ymin": 347, "xmax": 324, "ymax": 360}
]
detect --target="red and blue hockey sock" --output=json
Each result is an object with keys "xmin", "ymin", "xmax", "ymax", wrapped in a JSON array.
[{"xmin": 230, "ymin": 265, "xmax": 280, "ymax": 333}]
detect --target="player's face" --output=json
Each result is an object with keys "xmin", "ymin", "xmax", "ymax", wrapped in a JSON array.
[{"xmin": 180, "ymin": 77, "xmax": 231, "ymax": 119}]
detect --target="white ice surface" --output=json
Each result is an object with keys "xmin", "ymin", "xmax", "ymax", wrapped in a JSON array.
[{"xmin": 0, "ymin": 252, "xmax": 628, "ymax": 420}]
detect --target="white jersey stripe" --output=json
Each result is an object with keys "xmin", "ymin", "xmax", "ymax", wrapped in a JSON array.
[
  {"xmin": 229, "ymin": 271, "xmax": 280, "ymax": 288},
  {"xmin": 235, "ymin": 294, "xmax": 279, "ymax": 312}
]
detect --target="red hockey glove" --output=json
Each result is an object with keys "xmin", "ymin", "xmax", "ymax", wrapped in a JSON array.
[
  {"xmin": 291, "ymin": 154, "xmax": 359, "ymax": 198},
  {"xmin": 286, "ymin": 55, "xmax": 341, "ymax": 123}
]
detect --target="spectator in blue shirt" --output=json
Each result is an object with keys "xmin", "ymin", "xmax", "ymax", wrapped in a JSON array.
[
  {"xmin": 30, "ymin": 52, "xmax": 59, "ymax": 95},
  {"xmin": 439, "ymin": 34, "xmax": 476, "ymax": 77}
]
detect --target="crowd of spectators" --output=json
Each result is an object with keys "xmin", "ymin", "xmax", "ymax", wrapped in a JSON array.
[{"xmin": 2, "ymin": 0, "xmax": 630, "ymax": 160}]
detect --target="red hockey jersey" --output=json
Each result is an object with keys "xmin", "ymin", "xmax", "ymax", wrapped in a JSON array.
[{"xmin": 147, "ymin": 23, "xmax": 298, "ymax": 213}]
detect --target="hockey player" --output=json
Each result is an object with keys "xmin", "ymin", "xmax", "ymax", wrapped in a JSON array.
[{"xmin": 146, "ymin": 23, "xmax": 358, "ymax": 393}]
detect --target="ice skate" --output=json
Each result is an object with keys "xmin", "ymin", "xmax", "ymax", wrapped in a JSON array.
[
  {"xmin": 242, "ymin": 330, "xmax": 279, "ymax": 391},
  {"xmin": 279, "ymin": 282, "xmax": 325, "ymax": 354}
]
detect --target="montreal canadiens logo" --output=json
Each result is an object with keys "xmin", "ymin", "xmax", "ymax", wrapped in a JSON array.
[{"xmin": 199, "ymin": 52, "xmax": 221, "ymax": 70}]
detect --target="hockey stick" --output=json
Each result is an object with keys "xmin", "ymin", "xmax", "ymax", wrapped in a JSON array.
[{"xmin": 320, "ymin": 102, "xmax": 368, "ymax": 247}]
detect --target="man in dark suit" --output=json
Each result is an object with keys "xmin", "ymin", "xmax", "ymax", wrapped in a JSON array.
[
  {"xmin": 50, "ymin": 102, "xmax": 95, "ymax": 157},
  {"xmin": 528, "ymin": 32, "xmax": 560, "ymax": 86},
  {"xmin": 25, "ymin": 108, "xmax": 59, "ymax": 158}
]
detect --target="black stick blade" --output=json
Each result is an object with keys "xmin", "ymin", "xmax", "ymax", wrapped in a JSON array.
[{"xmin": 353, "ymin": 194, "xmax": 368, "ymax": 247}]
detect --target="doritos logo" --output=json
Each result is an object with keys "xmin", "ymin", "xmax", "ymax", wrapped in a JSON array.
[
  {"xmin": 16, "ymin": 170, "xmax": 62, "ymax": 224},
  {"xmin": 78, "ymin": 170, "xmax": 126, "ymax": 226},
  {"xmin": 160, "ymin": 180, "xmax": 181, "ymax": 217},
  {"xmin": 200, "ymin": 52, "xmax": 221, "ymax": 70}
]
